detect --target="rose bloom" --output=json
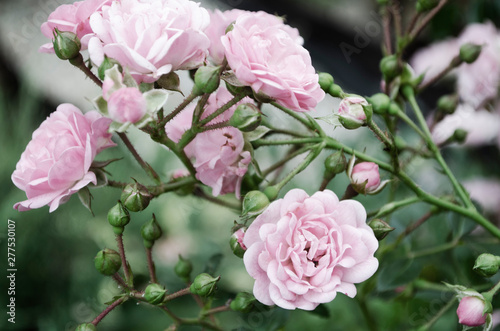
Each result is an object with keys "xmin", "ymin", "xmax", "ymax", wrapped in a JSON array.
[
  {"xmin": 205, "ymin": 9, "xmax": 303, "ymax": 65},
  {"xmin": 457, "ymin": 296, "xmax": 488, "ymax": 327},
  {"xmin": 221, "ymin": 13, "xmax": 324, "ymax": 112},
  {"xmin": 12, "ymin": 104, "xmax": 115, "ymax": 212},
  {"xmin": 243, "ymin": 189, "xmax": 378, "ymax": 310},
  {"xmin": 88, "ymin": 0, "xmax": 210, "ymax": 83},
  {"xmin": 165, "ymin": 87, "xmax": 253, "ymax": 197},
  {"xmin": 107, "ymin": 87, "xmax": 147, "ymax": 124},
  {"xmin": 40, "ymin": 0, "xmax": 112, "ymax": 53}
]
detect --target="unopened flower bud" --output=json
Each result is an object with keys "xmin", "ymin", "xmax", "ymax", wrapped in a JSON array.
[
  {"xmin": 174, "ymin": 255, "xmax": 193, "ymax": 283},
  {"xmin": 437, "ymin": 94, "xmax": 458, "ymax": 114},
  {"xmin": 242, "ymin": 191, "xmax": 270, "ymax": 216},
  {"xmin": 141, "ymin": 214, "xmax": 163, "ymax": 248},
  {"xmin": 121, "ymin": 181, "xmax": 152, "ymax": 212},
  {"xmin": 457, "ymin": 296, "xmax": 488, "ymax": 327},
  {"xmin": 230, "ymin": 292, "xmax": 256, "ymax": 313},
  {"xmin": 473, "ymin": 253, "xmax": 500, "ymax": 278},
  {"xmin": 380, "ymin": 55, "xmax": 401, "ymax": 82},
  {"xmin": 347, "ymin": 157, "xmax": 388, "ymax": 195},
  {"xmin": 318, "ymin": 72, "xmax": 334, "ymax": 92},
  {"xmin": 459, "ymin": 43, "xmax": 482, "ymax": 64},
  {"xmin": 368, "ymin": 93, "xmax": 391, "ymax": 114},
  {"xmin": 144, "ymin": 283, "xmax": 166, "ymax": 305},
  {"xmin": 94, "ymin": 248, "xmax": 122, "ymax": 276},
  {"xmin": 230, "ymin": 228, "xmax": 247, "ymax": 258},
  {"xmin": 98, "ymin": 57, "xmax": 122, "ymax": 81},
  {"xmin": 328, "ymin": 84, "xmax": 344, "ymax": 98},
  {"xmin": 194, "ymin": 66, "xmax": 221, "ymax": 94},
  {"xmin": 229, "ymin": 104, "xmax": 262, "ymax": 132},
  {"xmin": 75, "ymin": 323, "xmax": 96, "ymax": 331},
  {"xmin": 324, "ymin": 151, "xmax": 347, "ymax": 178},
  {"xmin": 157, "ymin": 72, "xmax": 182, "ymax": 93},
  {"xmin": 452, "ymin": 129, "xmax": 468, "ymax": 144},
  {"xmin": 190, "ymin": 273, "xmax": 220, "ymax": 297},
  {"xmin": 367, "ymin": 219, "xmax": 395, "ymax": 240},
  {"xmin": 263, "ymin": 186, "xmax": 279, "ymax": 201},
  {"xmin": 416, "ymin": 0, "xmax": 439, "ymax": 12},
  {"xmin": 338, "ymin": 95, "xmax": 369, "ymax": 130},
  {"xmin": 387, "ymin": 102, "xmax": 401, "ymax": 116},
  {"xmin": 252, "ymin": 90, "xmax": 274, "ymax": 104},
  {"xmin": 107, "ymin": 201, "xmax": 131, "ymax": 235},
  {"xmin": 52, "ymin": 29, "xmax": 81, "ymax": 60}
]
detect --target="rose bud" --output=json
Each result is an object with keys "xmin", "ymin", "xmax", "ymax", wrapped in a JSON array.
[
  {"xmin": 121, "ymin": 181, "xmax": 152, "ymax": 212},
  {"xmin": 318, "ymin": 72, "xmax": 334, "ymax": 92},
  {"xmin": 380, "ymin": 54, "xmax": 401, "ymax": 82},
  {"xmin": 347, "ymin": 157, "xmax": 389, "ymax": 195},
  {"xmin": 157, "ymin": 72, "xmax": 182, "ymax": 93},
  {"xmin": 94, "ymin": 248, "xmax": 122, "ymax": 276},
  {"xmin": 174, "ymin": 255, "xmax": 193, "ymax": 283},
  {"xmin": 459, "ymin": 43, "xmax": 482, "ymax": 64},
  {"xmin": 230, "ymin": 292, "xmax": 256, "ymax": 313},
  {"xmin": 338, "ymin": 95, "xmax": 370, "ymax": 130},
  {"xmin": 328, "ymin": 83, "xmax": 344, "ymax": 98},
  {"xmin": 144, "ymin": 283, "xmax": 166, "ymax": 305},
  {"xmin": 473, "ymin": 253, "xmax": 500, "ymax": 278},
  {"xmin": 190, "ymin": 273, "xmax": 220, "ymax": 297},
  {"xmin": 141, "ymin": 214, "xmax": 163, "ymax": 248},
  {"xmin": 324, "ymin": 150, "xmax": 347, "ymax": 179},
  {"xmin": 75, "ymin": 323, "xmax": 96, "ymax": 331},
  {"xmin": 194, "ymin": 65, "xmax": 221, "ymax": 94},
  {"xmin": 368, "ymin": 93, "xmax": 391, "ymax": 115},
  {"xmin": 367, "ymin": 219, "xmax": 395, "ymax": 240},
  {"xmin": 437, "ymin": 94, "xmax": 459, "ymax": 115},
  {"xmin": 229, "ymin": 103, "xmax": 262, "ymax": 132},
  {"xmin": 107, "ymin": 87, "xmax": 147, "ymax": 124},
  {"xmin": 107, "ymin": 201, "xmax": 131, "ymax": 235},
  {"xmin": 242, "ymin": 191, "xmax": 270, "ymax": 217},
  {"xmin": 230, "ymin": 227, "xmax": 247, "ymax": 258},
  {"xmin": 457, "ymin": 296, "xmax": 488, "ymax": 327},
  {"xmin": 52, "ymin": 29, "xmax": 81, "ymax": 60}
]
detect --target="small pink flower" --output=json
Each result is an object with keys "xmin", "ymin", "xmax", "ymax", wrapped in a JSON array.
[
  {"xmin": 40, "ymin": 0, "xmax": 112, "ymax": 53},
  {"xmin": 107, "ymin": 87, "xmax": 147, "ymax": 124},
  {"xmin": 12, "ymin": 104, "xmax": 115, "ymax": 212},
  {"xmin": 88, "ymin": 0, "xmax": 211, "ymax": 83},
  {"xmin": 338, "ymin": 96, "xmax": 369, "ymax": 129},
  {"xmin": 165, "ymin": 87, "xmax": 254, "ymax": 197},
  {"xmin": 221, "ymin": 12, "xmax": 324, "ymax": 112},
  {"xmin": 243, "ymin": 189, "xmax": 379, "ymax": 310},
  {"xmin": 205, "ymin": 9, "xmax": 303, "ymax": 65},
  {"xmin": 348, "ymin": 158, "xmax": 388, "ymax": 195},
  {"xmin": 457, "ymin": 296, "xmax": 488, "ymax": 327}
]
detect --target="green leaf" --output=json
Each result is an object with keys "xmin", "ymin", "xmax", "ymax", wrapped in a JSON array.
[
  {"xmin": 93, "ymin": 96, "xmax": 108, "ymax": 116},
  {"xmin": 144, "ymin": 89, "xmax": 170, "ymax": 113},
  {"xmin": 243, "ymin": 126, "xmax": 271, "ymax": 141},
  {"xmin": 78, "ymin": 187, "xmax": 94, "ymax": 215},
  {"xmin": 314, "ymin": 114, "xmax": 340, "ymax": 126}
]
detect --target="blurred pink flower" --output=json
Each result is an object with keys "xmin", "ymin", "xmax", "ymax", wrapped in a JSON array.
[
  {"xmin": 165, "ymin": 87, "xmax": 253, "ymax": 197},
  {"xmin": 463, "ymin": 178, "xmax": 500, "ymax": 218},
  {"xmin": 243, "ymin": 189, "xmax": 378, "ymax": 310},
  {"xmin": 40, "ymin": 0, "xmax": 112, "ymax": 53},
  {"xmin": 12, "ymin": 104, "xmax": 115, "ymax": 212},
  {"xmin": 107, "ymin": 87, "xmax": 147, "ymax": 124},
  {"xmin": 88, "ymin": 0, "xmax": 210, "ymax": 83},
  {"xmin": 457, "ymin": 296, "xmax": 488, "ymax": 327},
  {"xmin": 221, "ymin": 12, "xmax": 324, "ymax": 112},
  {"xmin": 205, "ymin": 9, "xmax": 303, "ymax": 65}
]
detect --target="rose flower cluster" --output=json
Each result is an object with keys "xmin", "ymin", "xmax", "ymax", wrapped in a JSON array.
[{"xmin": 12, "ymin": 0, "xmax": 378, "ymax": 312}]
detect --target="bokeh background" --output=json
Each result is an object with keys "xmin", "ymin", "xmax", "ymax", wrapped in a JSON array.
[{"xmin": 1, "ymin": 0, "xmax": 500, "ymax": 330}]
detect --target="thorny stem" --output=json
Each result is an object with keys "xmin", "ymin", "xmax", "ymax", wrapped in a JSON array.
[
  {"xmin": 159, "ymin": 92, "xmax": 198, "ymax": 127},
  {"xmin": 164, "ymin": 287, "xmax": 192, "ymax": 302},
  {"xmin": 417, "ymin": 56, "xmax": 462, "ymax": 92},
  {"xmin": 194, "ymin": 188, "xmax": 242, "ymax": 211},
  {"xmin": 69, "ymin": 54, "xmax": 103, "ymax": 87},
  {"xmin": 91, "ymin": 297, "xmax": 126, "ymax": 326},
  {"xmin": 112, "ymin": 273, "xmax": 128, "ymax": 290},
  {"xmin": 116, "ymin": 234, "xmax": 132, "ymax": 287},
  {"xmin": 410, "ymin": 0, "xmax": 449, "ymax": 40},
  {"xmin": 146, "ymin": 247, "xmax": 157, "ymax": 284},
  {"xmin": 118, "ymin": 132, "xmax": 161, "ymax": 183},
  {"xmin": 202, "ymin": 304, "xmax": 232, "ymax": 316},
  {"xmin": 198, "ymin": 93, "xmax": 247, "ymax": 127},
  {"xmin": 271, "ymin": 102, "xmax": 316, "ymax": 130},
  {"xmin": 261, "ymin": 145, "xmax": 313, "ymax": 178}
]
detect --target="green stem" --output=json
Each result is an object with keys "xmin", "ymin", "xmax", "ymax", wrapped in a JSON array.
[
  {"xmin": 194, "ymin": 188, "xmax": 242, "ymax": 211},
  {"xmin": 395, "ymin": 109, "xmax": 427, "ymax": 140},
  {"xmin": 271, "ymin": 102, "xmax": 315, "ymax": 130},
  {"xmin": 417, "ymin": 297, "xmax": 456, "ymax": 331},
  {"xmin": 403, "ymin": 86, "xmax": 474, "ymax": 209},
  {"xmin": 115, "ymin": 234, "xmax": 133, "ymax": 287},
  {"xmin": 409, "ymin": 0, "xmax": 449, "ymax": 40},
  {"xmin": 118, "ymin": 132, "xmax": 161, "ymax": 183},
  {"xmin": 68, "ymin": 54, "xmax": 103, "ymax": 87},
  {"xmin": 408, "ymin": 239, "xmax": 460, "ymax": 259},
  {"xmin": 91, "ymin": 297, "xmax": 126, "ymax": 326},
  {"xmin": 159, "ymin": 92, "xmax": 197, "ymax": 127},
  {"xmin": 253, "ymin": 137, "xmax": 321, "ymax": 148},
  {"xmin": 148, "ymin": 177, "xmax": 198, "ymax": 197},
  {"xmin": 198, "ymin": 93, "xmax": 247, "ymax": 127},
  {"xmin": 164, "ymin": 287, "xmax": 191, "ymax": 302},
  {"xmin": 368, "ymin": 196, "xmax": 421, "ymax": 218},
  {"xmin": 482, "ymin": 279, "xmax": 500, "ymax": 302},
  {"xmin": 261, "ymin": 145, "xmax": 313, "ymax": 178},
  {"xmin": 145, "ymin": 247, "xmax": 157, "ymax": 284},
  {"xmin": 367, "ymin": 118, "xmax": 399, "ymax": 172},
  {"xmin": 202, "ymin": 304, "xmax": 231, "ymax": 316}
]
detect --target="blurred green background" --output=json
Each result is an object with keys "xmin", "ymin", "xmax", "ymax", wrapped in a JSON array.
[{"xmin": 1, "ymin": 0, "xmax": 500, "ymax": 330}]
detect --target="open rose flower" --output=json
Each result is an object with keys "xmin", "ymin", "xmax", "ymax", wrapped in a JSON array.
[
  {"xmin": 12, "ymin": 104, "xmax": 115, "ymax": 212},
  {"xmin": 205, "ymin": 9, "xmax": 303, "ymax": 65},
  {"xmin": 40, "ymin": 0, "xmax": 112, "ymax": 53},
  {"xmin": 165, "ymin": 87, "xmax": 253, "ymax": 197},
  {"xmin": 221, "ymin": 13, "xmax": 324, "ymax": 112},
  {"xmin": 88, "ymin": 0, "xmax": 210, "ymax": 83},
  {"xmin": 243, "ymin": 189, "xmax": 379, "ymax": 310}
]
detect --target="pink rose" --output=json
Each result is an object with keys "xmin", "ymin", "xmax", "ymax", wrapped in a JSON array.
[
  {"xmin": 221, "ymin": 13, "xmax": 324, "ymax": 112},
  {"xmin": 165, "ymin": 87, "xmax": 253, "ymax": 197},
  {"xmin": 205, "ymin": 9, "xmax": 303, "ymax": 65},
  {"xmin": 338, "ymin": 96, "xmax": 369, "ymax": 129},
  {"xmin": 347, "ymin": 159, "xmax": 388, "ymax": 195},
  {"xmin": 457, "ymin": 296, "xmax": 488, "ymax": 327},
  {"xmin": 12, "ymin": 104, "xmax": 115, "ymax": 212},
  {"xmin": 40, "ymin": 0, "xmax": 112, "ymax": 53},
  {"xmin": 243, "ymin": 189, "xmax": 378, "ymax": 310},
  {"xmin": 107, "ymin": 87, "xmax": 147, "ymax": 124},
  {"xmin": 410, "ymin": 38, "xmax": 458, "ymax": 85},
  {"xmin": 88, "ymin": 0, "xmax": 210, "ymax": 83}
]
